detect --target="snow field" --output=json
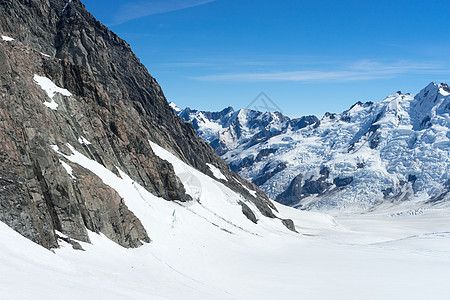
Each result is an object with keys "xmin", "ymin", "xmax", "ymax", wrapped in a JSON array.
[{"xmin": 1, "ymin": 141, "xmax": 449, "ymax": 299}]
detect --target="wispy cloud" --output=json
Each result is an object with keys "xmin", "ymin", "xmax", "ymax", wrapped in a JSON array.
[
  {"xmin": 112, "ymin": 0, "xmax": 215, "ymax": 25},
  {"xmin": 190, "ymin": 60, "xmax": 450, "ymax": 82},
  {"xmin": 157, "ymin": 62, "xmax": 214, "ymax": 67},
  {"xmin": 191, "ymin": 70, "xmax": 387, "ymax": 82}
]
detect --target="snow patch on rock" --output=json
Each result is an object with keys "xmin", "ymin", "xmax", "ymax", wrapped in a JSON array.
[
  {"xmin": 206, "ymin": 163, "xmax": 227, "ymax": 181},
  {"xmin": 77, "ymin": 136, "xmax": 92, "ymax": 145},
  {"xmin": 33, "ymin": 75, "xmax": 72, "ymax": 110},
  {"xmin": 1, "ymin": 35, "xmax": 14, "ymax": 42},
  {"xmin": 59, "ymin": 160, "xmax": 76, "ymax": 180}
]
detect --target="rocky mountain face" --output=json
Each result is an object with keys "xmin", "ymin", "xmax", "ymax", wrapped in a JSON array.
[
  {"xmin": 0, "ymin": 0, "xmax": 287, "ymax": 250},
  {"xmin": 176, "ymin": 83, "xmax": 450, "ymax": 211}
]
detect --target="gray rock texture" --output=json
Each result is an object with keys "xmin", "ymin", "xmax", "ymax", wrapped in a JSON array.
[{"xmin": 0, "ymin": 0, "xmax": 288, "ymax": 249}]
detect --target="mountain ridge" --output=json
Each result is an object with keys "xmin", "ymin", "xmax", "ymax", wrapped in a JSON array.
[
  {"xmin": 176, "ymin": 82, "xmax": 450, "ymax": 211},
  {"xmin": 0, "ymin": 0, "xmax": 292, "ymax": 250}
]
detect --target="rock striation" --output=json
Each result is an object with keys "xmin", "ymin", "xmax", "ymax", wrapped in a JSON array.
[{"xmin": 0, "ymin": 0, "xmax": 285, "ymax": 249}]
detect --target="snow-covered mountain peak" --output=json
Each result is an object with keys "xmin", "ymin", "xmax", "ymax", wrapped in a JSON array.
[
  {"xmin": 411, "ymin": 82, "xmax": 450, "ymax": 129},
  {"xmin": 176, "ymin": 83, "xmax": 450, "ymax": 212},
  {"xmin": 169, "ymin": 101, "xmax": 182, "ymax": 113},
  {"xmin": 414, "ymin": 82, "xmax": 450, "ymax": 107},
  {"xmin": 439, "ymin": 83, "xmax": 450, "ymax": 95}
]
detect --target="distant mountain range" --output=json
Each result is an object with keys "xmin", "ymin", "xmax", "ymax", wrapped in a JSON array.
[{"xmin": 174, "ymin": 82, "xmax": 450, "ymax": 211}]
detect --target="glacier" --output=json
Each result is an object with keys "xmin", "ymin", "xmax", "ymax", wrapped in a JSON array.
[{"xmin": 177, "ymin": 83, "xmax": 450, "ymax": 211}]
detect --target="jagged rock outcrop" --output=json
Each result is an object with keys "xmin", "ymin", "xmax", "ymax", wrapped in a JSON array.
[{"xmin": 0, "ymin": 0, "xmax": 285, "ymax": 249}]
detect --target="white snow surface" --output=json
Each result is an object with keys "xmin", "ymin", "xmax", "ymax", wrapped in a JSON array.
[
  {"xmin": 77, "ymin": 135, "xmax": 92, "ymax": 145},
  {"xmin": 206, "ymin": 163, "xmax": 227, "ymax": 181},
  {"xmin": 1, "ymin": 141, "xmax": 450, "ymax": 299},
  {"xmin": 169, "ymin": 101, "xmax": 182, "ymax": 113},
  {"xmin": 1, "ymin": 35, "xmax": 14, "ymax": 41},
  {"xmin": 33, "ymin": 74, "xmax": 72, "ymax": 110},
  {"xmin": 179, "ymin": 83, "xmax": 450, "ymax": 211},
  {"xmin": 59, "ymin": 160, "xmax": 76, "ymax": 180},
  {"xmin": 43, "ymin": 99, "xmax": 58, "ymax": 110},
  {"xmin": 1, "ymin": 198, "xmax": 449, "ymax": 299}
]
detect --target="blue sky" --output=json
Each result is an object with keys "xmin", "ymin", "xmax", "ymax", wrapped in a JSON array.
[{"xmin": 82, "ymin": 0, "xmax": 450, "ymax": 117}]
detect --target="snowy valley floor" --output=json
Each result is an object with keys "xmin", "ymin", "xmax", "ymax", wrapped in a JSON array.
[
  {"xmin": 1, "ymin": 205, "xmax": 449, "ymax": 300},
  {"xmin": 1, "ymin": 142, "xmax": 449, "ymax": 299}
]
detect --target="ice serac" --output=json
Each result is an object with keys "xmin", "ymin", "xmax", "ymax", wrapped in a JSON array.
[
  {"xmin": 0, "ymin": 0, "xmax": 285, "ymax": 249},
  {"xmin": 178, "ymin": 83, "xmax": 450, "ymax": 211}
]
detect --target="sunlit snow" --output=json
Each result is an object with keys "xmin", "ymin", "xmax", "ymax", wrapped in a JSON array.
[
  {"xmin": 0, "ymin": 142, "xmax": 448, "ymax": 299},
  {"xmin": 33, "ymin": 75, "xmax": 72, "ymax": 110},
  {"xmin": 169, "ymin": 101, "xmax": 182, "ymax": 113},
  {"xmin": 206, "ymin": 163, "xmax": 227, "ymax": 181},
  {"xmin": 59, "ymin": 160, "xmax": 76, "ymax": 180},
  {"xmin": 182, "ymin": 84, "xmax": 450, "ymax": 211},
  {"xmin": 78, "ymin": 136, "xmax": 92, "ymax": 145},
  {"xmin": 1, "ymin": 35, "xmax": 14, "ymax": 41}
]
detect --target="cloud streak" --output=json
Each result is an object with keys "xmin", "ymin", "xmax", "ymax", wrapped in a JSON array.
[
  {"xmin": 112, "ymin": 0, "xmax": 215, "ymax": 25},
  {"xmin": 190, "ymin": 61, "xmax": 450, "ymax": 83}
]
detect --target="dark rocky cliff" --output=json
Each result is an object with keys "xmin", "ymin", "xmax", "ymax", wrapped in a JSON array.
[{"xmin": 0, "ymin": 0, "xmax": 285, "ymax": 249}]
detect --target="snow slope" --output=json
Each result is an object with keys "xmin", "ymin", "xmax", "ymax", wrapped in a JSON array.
[
  {"xmin": 1, "ymin": 140, "xmax": 450, "ymax": 299},
  {"xmin": 50, "ymin": 141, "xmax": 292, "ymax": 238},
  {"xmin": 1, "ymin": 196, "xmax": 450, "ymax": 299},
  {"xmin": 177, "ymin": 83, "xmax": 450, "ymax": 211}
]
